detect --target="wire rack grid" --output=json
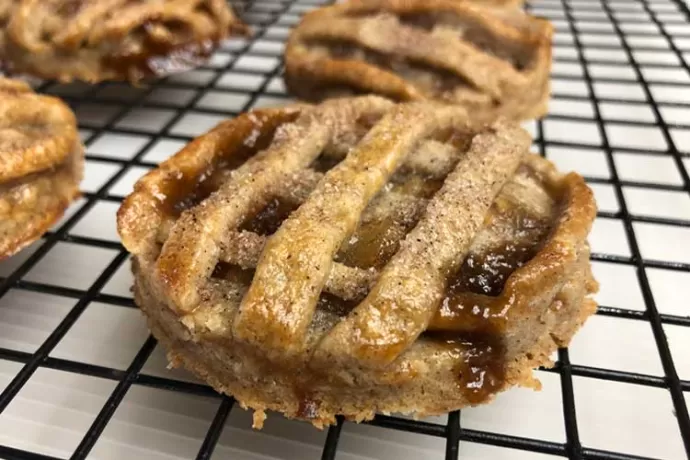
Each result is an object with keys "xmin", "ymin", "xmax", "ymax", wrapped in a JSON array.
[{"xmin": 0, "ymin": 0, "xmax": 689, "ymax": 459}]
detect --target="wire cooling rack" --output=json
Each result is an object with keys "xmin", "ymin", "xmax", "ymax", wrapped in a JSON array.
[{"xmin": 0, "ymin": 0, "xmax": 689, "ymax": 459}]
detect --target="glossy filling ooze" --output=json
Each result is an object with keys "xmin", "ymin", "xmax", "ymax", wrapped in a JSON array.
[
  {"xmin": 424, "ymin": 166, "xmax": 557, "ymax": 402},
  {"xmin": 341, "ymin": 163, "xmax": 556, "ymax": 402},
  {"xmin": 430, "ymin": 334, "xmax": 505, "ymax": 405},
  {"xmin": 431, "ymin": 164, "xmax": 558, "ymax": 330}
]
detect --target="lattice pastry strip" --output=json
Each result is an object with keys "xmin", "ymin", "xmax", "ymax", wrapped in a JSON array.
[
  {"xmin": 118, "ymin": 96, "xmax": 598, "ymax": 427},
  {"xmin": 234, "ymin": 103, "xmax": 469, "ymax": 357},
  {"xmin": 285, "ymin": 0, "xmax": 553, "ymax": 123}
]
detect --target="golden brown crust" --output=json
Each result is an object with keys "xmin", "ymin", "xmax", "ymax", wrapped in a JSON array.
[
  {"xmin": 0, "ymin": 77, "xmax": 83, "ymax": 260},
  {"xmin": 0, "ymin": 78, "xmax": 79, "ymax": 182},
  {"xmin": 118, "ymin": 96, "xmax": 597, "ymax": 427},
  {"xmin": 0, "ymin": 0, "xmax": 248, "ymax": 83},
  {"xmin": 470, "ymin": 0, "xmax": 524, "ymax": 7},
  {"xmin": 284, "ymin": 0, "xmax": 552, "ymax": 123}
]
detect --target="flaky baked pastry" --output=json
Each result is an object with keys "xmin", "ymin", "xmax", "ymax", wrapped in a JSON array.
[
  {"xmin": 117, "ymin": 96, "xmax": 597, "ymax": 428},
  {"xmin": 0, "ymin": 0, "xmax": 248, "ymax": 83},
  {"xmin": 0, "ymin": 78, "xmax": 83, "ymax": 260},
  {"xmin": 285, "ymin": 0, "xmax": 552, "ymax": 123}
]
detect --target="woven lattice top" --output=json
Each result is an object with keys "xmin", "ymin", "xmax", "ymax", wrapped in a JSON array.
[
  {"xmin": 285, "ymin": 0, "xmax": 553, "ymax": 122},
  {"xmin": 119, "ymin": 96, "xmax": 595, "ymax": 377}
]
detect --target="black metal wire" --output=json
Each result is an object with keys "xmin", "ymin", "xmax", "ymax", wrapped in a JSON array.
[
  {"xmin": 555, "ymin": 3, "xmax": 611, "ymax": 459},
  {"xmin": 195, "ymin": 397, "xmax": 235, "ymax": 460},
  {"xmin": 0, "ymin": 251, "xmax": 131, "ymax": 413},
  {"xmin": 560, "ymin": 0, "xmax": 690, "ymax": 454},
  {"xmin": 558, "ymin": 348, "xmax": 584, "ymax": 460},
  {"xmin": 0, "ymin": 446, "xmax": 61, "ymax": 460},
  {"xmin": 0, "ymin": 0, "xmax": 689, "ymax": 459},
  {"xmin": 445, "ymin": 411, "xmax": 461, "ymax": 460},
  {"xmin": 320, "ymin": 416, "xmax": 345, "ymax": 460},
  {"xmin": 69, "ymin": 336, "xmax": 157, "ymax": 459}
]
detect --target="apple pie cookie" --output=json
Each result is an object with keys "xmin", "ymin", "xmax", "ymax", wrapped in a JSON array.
[
  {"xmin": 118, "ymin": 96, "xmax": 597, "ymax": 428},
  {"xmin": 472, "ymin": 0, "xmax": 524, "ymax": 7},
  {"xmin": 0, "ymin": 0, "xmax": 248, "ymax": 83},
  {"xmin": 285, "ymin": 0, "xmax": 552, "ymax": 123},
  {"xmin": 0, "ymin": 78, "xmax": 83, "ymax": 260}
]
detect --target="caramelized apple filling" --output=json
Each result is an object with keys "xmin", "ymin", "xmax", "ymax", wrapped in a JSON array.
[
  {"xmin": 430, "ymin": 204, "xmax": 553, "ymax": 338},
  {"xmin": 241, "ymin": 197, "xmax": 300, "ymax": 236},
  {"xmin": 211, "ymin": 262, "xmax": 254, "ymax": 285},
  {"xmin": 157, "ymin": 112, "xmax": 299, "ymax": 218},
  {"xmin": 170, "ymin": 165, "xmax": 236, "ymax": 216},
  {"xmin": 453, "ymin": 222, "xmax": 549, "ymax": 297},
  {"xmin": 102, "ymin": 40, "xmax": 214, "ymax": 81},
  {"xmin": 336, "ymin": 215, "xmax": 411, "ymax": 269},
  {"xmin": 425, "ymin": 208, "xmax": 552, "ymax": 401}
]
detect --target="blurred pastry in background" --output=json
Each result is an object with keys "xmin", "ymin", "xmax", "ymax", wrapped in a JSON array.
[
  {"xmin": 0, "ymin": 77, "xmax": 83, "ymax": 260},
  {"xmin": 285, "ymin": 0, "xmax": 552, "ymax": 123},
  {"xmin": 0, "ymin": 0, "xmax": 248, "ymax": 83}
]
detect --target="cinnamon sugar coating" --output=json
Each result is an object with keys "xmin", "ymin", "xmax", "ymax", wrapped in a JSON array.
[
  {"xmin": 0, "ymin": 0, "xmax": 248, "ymax": 83},
  {"xmin": 284, "ymin": 0, "xmax": 552, "ymax": 123},
  {"xmin": 118, "ymin": 96, "xmax": 597, "ymax": 428},
  {"xmin": 0, "ymin": 77, "xmax": 83, "ymax": 260}
]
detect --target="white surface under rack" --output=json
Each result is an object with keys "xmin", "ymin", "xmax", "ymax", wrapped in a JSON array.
[{"xmin": 1, "ymin": 0, "xmax": 689, "ymax": 459}]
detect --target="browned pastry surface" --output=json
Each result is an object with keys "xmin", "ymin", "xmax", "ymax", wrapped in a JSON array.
[
  {"xmin": 0, "ymin": 0, "xmax": 248, "ymax": 83},
  {"xmin": 0, "ymin": 1, "xmax": 11, "ymax": 60},
  {"xmin": 285, "ymin": 0, "xmax": 552, "ymax": 123},
  {"xmin": 118, "ymin": 96, "xmax": 597, "ymax": 428},
  {"xmin": 0, "ymin": 77, "xmax": 83, "ymax": 260},
  {"xmin": 471, "ymin": 0, "xmax": 524, "ymax": 7}
]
